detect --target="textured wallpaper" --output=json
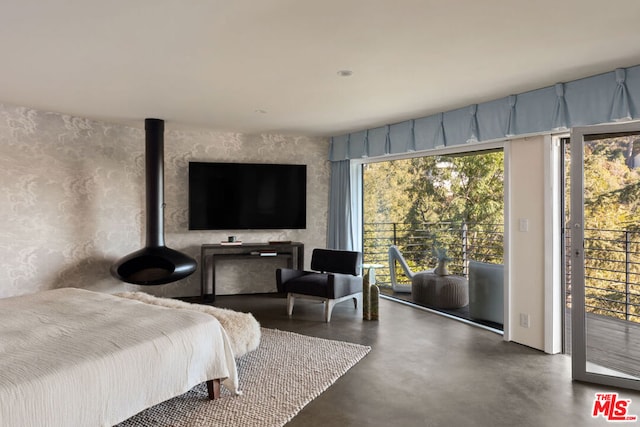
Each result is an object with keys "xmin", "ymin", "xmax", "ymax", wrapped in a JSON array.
[{"xmin": 0, "ymin": 103, "xmax": 330, "ymax": 298}]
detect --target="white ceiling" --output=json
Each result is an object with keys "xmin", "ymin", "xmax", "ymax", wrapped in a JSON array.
[{"xmin": 2, "ymin": 0, "xmax": 640, "ymax": 137}]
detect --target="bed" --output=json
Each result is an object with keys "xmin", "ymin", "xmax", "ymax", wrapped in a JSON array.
[{"xmin": 0, "ymin": 287, "xmax": 239, "ymax": 426}]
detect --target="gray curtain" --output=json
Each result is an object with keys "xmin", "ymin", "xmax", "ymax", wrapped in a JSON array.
[{"xmin": 327, "ymin": 160, "xmax": 356, "ymax": 250}]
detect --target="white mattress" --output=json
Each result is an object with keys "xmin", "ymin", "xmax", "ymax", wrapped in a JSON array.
[{"xmin": 0, "ymin": 288, "xmax": 238, "ymax": 426}]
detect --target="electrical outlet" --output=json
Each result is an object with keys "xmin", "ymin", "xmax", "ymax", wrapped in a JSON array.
[
  {"xmin": 519, "ymin": 218, "xmax": 529, "ymax": 232},
  {"xmin": 520, "ymin": 313, "xmax": 530, "ymax": 328}
]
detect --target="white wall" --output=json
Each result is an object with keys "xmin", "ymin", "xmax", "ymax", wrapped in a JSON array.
[
  {"xmin": 506, "ymin": 135, "xmax": 548, "ymax": 350},
  {"xmin": 0, "ymin": 103, "xmax": 330, "ymax": 298}
]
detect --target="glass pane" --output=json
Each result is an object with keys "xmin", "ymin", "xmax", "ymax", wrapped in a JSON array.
[
  {"xmin": 582, "ymin": 134, "xmax": 640, "ymax": 380},
  {"xmin": 362, "ymin": 150, "xmax": 504, "ymax": 330},
  {"xmin": 562, "ymin": 138, "xmax": 572, "ymax": 355}
]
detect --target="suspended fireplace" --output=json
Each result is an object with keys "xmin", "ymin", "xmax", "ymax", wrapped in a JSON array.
[{"xmin": 111, "ymin": 118, "xmax": 197, "ymax": 285}]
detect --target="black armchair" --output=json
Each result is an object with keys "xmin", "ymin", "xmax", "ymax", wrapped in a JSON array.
[{"xmin": 276, "ymin": 248, "xmax": 363, "ymax": 322}]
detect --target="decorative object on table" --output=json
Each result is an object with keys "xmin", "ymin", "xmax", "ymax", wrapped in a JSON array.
[
  {"xmin": 362, "ymin": 269, "xmax": 379, "ymax": 321},
  {"xmin": 433, "ymin": 246, "xmax": 451, "ymax": 276}
]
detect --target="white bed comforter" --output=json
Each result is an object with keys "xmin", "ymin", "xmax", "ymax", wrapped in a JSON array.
[{"xmin": 0, "ymin": 288, "xmax": 238, "ymax": 427}]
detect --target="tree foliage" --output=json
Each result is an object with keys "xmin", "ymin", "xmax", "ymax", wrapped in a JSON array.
[
  {"xmin": 577, "ymin": 136, "xmax": 640, "ymax": 321},
  {"xmin": 404, "ymin": 151, "xmax": 504, "ymax": 226},
  {"xmin": 363, "ymin": 150, "xmax": 504, "ymax": 281},
  {"xmin": 583, "ymin": 137, "xmax": 640, "ymax": 232}
]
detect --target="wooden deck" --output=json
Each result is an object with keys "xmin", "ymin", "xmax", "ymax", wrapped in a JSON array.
[
  {"xmin": 583, "ymin": 313, "xmax": 640, "ymax": 379},
  {"xmin": 565, "ymin": 310, "xmax": 640, "ymax": 379}
]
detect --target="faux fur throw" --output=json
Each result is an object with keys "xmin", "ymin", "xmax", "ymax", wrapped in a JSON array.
[{"xmin": 115, "ymin": 292, "xmax": 261, "ymax": 357}]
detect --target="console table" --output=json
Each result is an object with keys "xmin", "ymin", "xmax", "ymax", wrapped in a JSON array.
[{"xmin": 200, "ymin": 242, "xmax": 304, "ymax": 301}]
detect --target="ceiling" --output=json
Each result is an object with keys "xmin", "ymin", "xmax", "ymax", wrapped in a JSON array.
[{"xmin": 2, "ymin": 1, "xmax": 640, "ymax": 137}]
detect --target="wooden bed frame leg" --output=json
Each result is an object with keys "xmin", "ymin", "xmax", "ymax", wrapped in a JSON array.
[{"xmin": 206, "ymin": 379, "xmax": 221, "ymax": 400}]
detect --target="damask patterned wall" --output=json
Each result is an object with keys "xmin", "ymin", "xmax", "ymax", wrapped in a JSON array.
[{"xmin": 0, "ymin": 103, "xmax": 330, "ymax": 298}]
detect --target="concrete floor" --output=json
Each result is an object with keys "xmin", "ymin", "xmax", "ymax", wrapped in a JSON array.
[{"xmin": 212, "ymin": 293, "xmax": 640, "ymax": 427}]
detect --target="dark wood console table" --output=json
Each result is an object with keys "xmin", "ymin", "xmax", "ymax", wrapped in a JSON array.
[{"xmin": 200, "ymin": 242, "xmax": 304, "ymax": 300}]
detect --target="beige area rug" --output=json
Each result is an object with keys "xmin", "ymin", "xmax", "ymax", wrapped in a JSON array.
[{"xmin": 118, "ymin": 328, "xmax": 371, "ymax": 427}]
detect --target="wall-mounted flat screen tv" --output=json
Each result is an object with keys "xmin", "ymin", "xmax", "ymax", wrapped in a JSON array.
[{"xmin": 188, "ymin": 162, "xmax": 307, "ymax": 230}]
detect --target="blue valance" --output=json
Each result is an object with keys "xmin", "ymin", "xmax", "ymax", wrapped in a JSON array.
[{"xmin": 329, "ymin": 65, "xmax": 640, "ymax": 161}]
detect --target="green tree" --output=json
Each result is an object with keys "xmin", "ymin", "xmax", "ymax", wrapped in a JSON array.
[
  {"xmin": 363, "ymin": 150, "xmax": 505, "ymax": 282},
  {"xmin": 580, "ymin": 136, "xmax": 640, "ymax": 321},
  {"xmin": 401, "ymin": 151, "xmax": 504, "ymax": 270},
  {"xmin": 404, "ymin": 151, "xmax": 504, "ymax": 226}
]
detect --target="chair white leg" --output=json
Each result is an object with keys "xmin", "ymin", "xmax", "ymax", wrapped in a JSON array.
[
  {"xmin": 287, "ymin": 293, "xmax": 295, "ymax": 317},
  {"xmin": 325, "ymin": 299, "xmax": 337, "ymax": 322},
  {"xmin": 288, "ymin": 292, "xmax": 363, "ymax": 322}
]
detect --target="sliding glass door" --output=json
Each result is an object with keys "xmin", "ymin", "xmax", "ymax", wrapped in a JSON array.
[{"xmin": 570, "ymin": 123, "xmax": 640, "ymax": 389}]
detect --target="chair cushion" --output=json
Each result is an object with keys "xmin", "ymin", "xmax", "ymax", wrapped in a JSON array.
[
  {"xmin": 311, "ymin": 249, "xmax": 361, "ymax": 275},
  {"xmin": 284, "ymin": 273, "xmax": 330, "ymax": 298}
]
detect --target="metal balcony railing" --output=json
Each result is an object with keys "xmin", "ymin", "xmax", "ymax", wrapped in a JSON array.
[
  {"xmin": 565, "ymin": 228, "xmax": 640, "ymax": 322},
  {"xmin": 365, "ymin": 222, "xmax": 640, "ymax": 323},
  {"xmin": 363, "ymin": 221, "xmax": 504, "ymax": 285}
]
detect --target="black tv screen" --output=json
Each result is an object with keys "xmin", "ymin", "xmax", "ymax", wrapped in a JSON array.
[{"xmin": 189, "ymin": 162, "xmax": 307, "ymax": 230}]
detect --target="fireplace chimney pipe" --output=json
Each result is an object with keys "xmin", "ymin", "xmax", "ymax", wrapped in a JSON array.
[
  {"xmin": 145, "ymin": 118, "xmax": 165, "ymax": 248},
  {"xmin": 110, "ymin": 118, "xmax": 197, "ymax": 285}
]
